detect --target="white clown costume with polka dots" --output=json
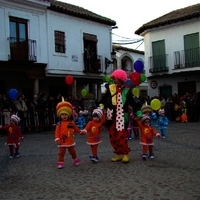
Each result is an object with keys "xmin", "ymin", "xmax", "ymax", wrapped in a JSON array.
[{"xmin": 116, "ymin": 93, "xmax": 124, "ymax": 131}]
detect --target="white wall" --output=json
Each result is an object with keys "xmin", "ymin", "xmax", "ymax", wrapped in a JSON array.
[
  {"xmin": 46, "ymin": 10, "xmax": 112, "ymax": 76},
  {"xmin": 145, "ymin": 19, "xmax": 200, "ymax": 78},
  {"xmin": 0, "ymin": 1, "xmax": 48, "ymax": 63}
]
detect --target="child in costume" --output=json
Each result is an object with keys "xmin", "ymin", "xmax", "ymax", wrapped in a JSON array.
[
  {"xmin": 54, "ymin": 97, "xmax": 83, "ymax": 169},
  {"xmin": 180, "ymin": 100, "xmax": 188, "ymax": 122},
  {"xmin": 126, "ymin": 105, "xmax": 135, "ymax": 140},
  {"xmin": 0, "ymin": 114, "xmax": 24, "ymax": 158},
  {"xmin": 76, "ymin": 110, "xmax": 86, "ymax": 130},
  {"xmin": 141, "ymin": 102, "xmax": 157, "ymax": 127},
  {"xmin": 136, "ymin": 115, "xmax": 161, "ymax": 160},
  {"xmin": 156, "ymin": 109, "xmax": 169, "ymax": 138},
  {"xmin": 82, "ymin": 108, "xmax": 105, "ymax": 163}
]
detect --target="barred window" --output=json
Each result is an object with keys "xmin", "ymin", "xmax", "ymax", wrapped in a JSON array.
[{"xmin": 54, "ymin": 31, "xmax": 65, "ymax": 53}]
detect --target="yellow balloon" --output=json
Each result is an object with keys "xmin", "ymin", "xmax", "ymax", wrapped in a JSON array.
[
  {"xmin": 132, "ymin": 87, "xmax": 140, "ymax": 96},
  {"xmin": 150, "ymin": 99, "xmax": 161, "ymax": 110}
]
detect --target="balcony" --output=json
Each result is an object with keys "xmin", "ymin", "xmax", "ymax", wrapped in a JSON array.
[
  {"xmin": 83, "ymin": 54, "xmax": 103, "ymax": 73},
  {"xmin": 8, "ymin": 37, "xmax": 37, "ymax": 62},
  {"xmin": 149, "ymin": 54, "xmax": 169, "ymax": 73},
  {"xmin": 174, "ymin": 47, "xmax": 200, "ymax": 69}
]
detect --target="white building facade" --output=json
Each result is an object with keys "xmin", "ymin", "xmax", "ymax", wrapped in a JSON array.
[
  {"xmin": 0, "ymin": 0, "xmax": 116, "ymax": 101},
  {"xmin": 135, "ymin": 3, "xmax": 200, "ymax": 98}
]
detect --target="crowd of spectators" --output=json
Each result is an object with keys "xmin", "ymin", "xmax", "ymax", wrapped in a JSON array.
[{"xmin": 0, "ymin": 91, "xmax": 200, "ymax": 133}]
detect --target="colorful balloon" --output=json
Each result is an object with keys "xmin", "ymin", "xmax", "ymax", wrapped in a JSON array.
[
  {"xmin": 140, "ymin": 74, "xmax": 146, "ymax": 83},
  {"xmin": 81, "ymin": 89, "xmax": 89, "ymax": 97},
  {"xmin": 8, "ymin": 88, "xmax": 18, "ymax": 100},
  {"xmin": 102, "ymin": 76, "xmax": 106, "ymax": 82},
  {"xmin": 150, "ymin": 99, "xmax": 161, "ymax": 110},
  {"xmin": 105, "ymin": 75, "xmax": 111, "ymax": 83},
  {"xmin": 124, "ymin": 79, "xmax": 133, "ymax": 87},
  {"xmin": 65, "ymin": 75, "xmax": 74, "ymax": 85},
  {"xmin": 132, "ymin": 87, "xmax": 140, "ymax": 97},
  {"xmin": 130, "ymin": 72, "xmax": 140, "ymax": 86},
  {"xmin": 133, "ymin": 60, "xmax": 144, "ymax": 73}
]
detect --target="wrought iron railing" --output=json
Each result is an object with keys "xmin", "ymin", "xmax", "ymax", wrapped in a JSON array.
[
  {"xmin": 149, "ymin": 54, "xmax": 169, "ymax": 73},
  {"xmin": 83, "ymin": 54, "xmax": 103, "ymax": 73},
  {"xmin": 174, "ymin": 47, "xmax": 200, "ymax": 69},
  {"xmin": 8, "ymin": 37, "xmax": 37, "ymax": 62}
]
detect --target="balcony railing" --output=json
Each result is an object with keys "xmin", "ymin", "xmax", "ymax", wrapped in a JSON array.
[
  {"xmin": 83, "ymin": 54, "xmax": 103, "ymax": 73},
  {"xmin": 8, "ymin": 37, "xmax": 37, "ymax": 62},
  {"xmin": 149, "ymin": 54, "xmax": 169, "ymax": 73},
  {"xmin": 174, "ymin": 47, "xmax": 200, "ymax": 69}
]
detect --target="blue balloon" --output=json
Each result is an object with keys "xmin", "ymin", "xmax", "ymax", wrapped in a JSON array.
[
  {"xmin": 8, "ymin": 89, "xmax": 18, "ymax": 100},
  {"xmin": 124, "ymin": 79, "xmax": 134, "ymax": 87},
  {"xmin": 133, "ymin": 60, "xmax": 144, "ymax": 73}
]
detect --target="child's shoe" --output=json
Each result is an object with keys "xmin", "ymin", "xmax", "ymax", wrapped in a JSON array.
[
  {"xmin": 14, "ymin": 152, "xmax": 20, "ymax": 158},
  {"xmin": 9, "ymin": 154, "xmax": 14, "ymax": 159},
  {"xmin": 148, "ymin": 153, "xmax": 154, "ymax": 159},
  {"xmin": 141, "ymin": 154, "xmax": 147, "ymax": 160},
  {"xmin": 57, "ymin": 162, "xmax": 64, "ymax": 169},
  {"xmin": 73, "ymin": 158, "xmax": 80, "ymax": 166},
  {"xmin": 89, "ymin": 156, "xmax": 99, "ymax": 163}
]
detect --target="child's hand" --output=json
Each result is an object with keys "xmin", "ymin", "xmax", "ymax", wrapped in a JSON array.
[
  {"xmin": 80, "ymin": 130, "xmax": 87, "ymax": 135},
  {"xmin": 55, "ymin": 139, "xmax": 61, "ymax": 145},
  {"xmin": 156, "ymin": 133, "xmax": 161, "ymax": 138},
  {"xmin": 20, "ymin": 137, "xmax": 24, "ymax": 141}
]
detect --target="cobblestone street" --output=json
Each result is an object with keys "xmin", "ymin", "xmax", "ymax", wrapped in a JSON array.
[{"xmin": 0, "ymin": 122, "xmax": 200, "ymax": 200}]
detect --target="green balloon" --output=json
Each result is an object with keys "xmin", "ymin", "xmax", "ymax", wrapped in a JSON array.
[{"xmin": 140, "ymin": 74, "xmax": 146, "ymax": 83}]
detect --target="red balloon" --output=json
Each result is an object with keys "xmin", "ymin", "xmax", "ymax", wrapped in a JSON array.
[
  {"xmin": 65, "ymin": 75, "xmax": 74, "ymax": 85},
  {"xmin": 129, "ymin": 72, "xmax": 140, "ymax": 86}
]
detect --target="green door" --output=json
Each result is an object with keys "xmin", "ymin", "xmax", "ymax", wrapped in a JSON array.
[
  {"xmin": 184, "ymin": 33, "xmax": 199, "ymax": 67},
  {"xmin": 152, "ymin": 40, "xmax": 166, "ymax": 69}
]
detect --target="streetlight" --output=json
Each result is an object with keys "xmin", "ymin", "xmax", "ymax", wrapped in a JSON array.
[{"xmin": 105, "ymin": 49, "xmax": 117, "ymax": 72}]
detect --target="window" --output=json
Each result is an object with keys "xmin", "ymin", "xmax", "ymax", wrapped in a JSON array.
[
  {"xmin": 9, "ymin": 17, "xmax": 28, "ymax": 60},
  {"xmin": 184, "ymin": 32, "xmax": 199, "ymax": 67},
  {"xmin": 54, "ymin": 31, "xmax": 65, "ymax": 53},
  {"xmin": 83, "ymin": 33, "xmax": 98, "ymax": 71},
  {"xmin": 152, "ymin": 40, "xmax": 166, "ymax": 69}
]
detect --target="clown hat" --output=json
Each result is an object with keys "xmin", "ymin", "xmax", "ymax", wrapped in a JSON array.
[
  {"xmin": 56, "ymin": 97, "xmax": 73, "ymax": 117},
  {"xmin": 141, "ymin": 114, "xmax": 150, "ymax": 123},
  {"xmin": 92, "ymin": 108, "xmax": 103, "ymax": 119},
  {"xmin": 141, "ymin": 102, "xmax": 152, "ymax": 114},
  {"xmin": 11, "ymin": 115, "xmax": 20, "ymax": 124}
]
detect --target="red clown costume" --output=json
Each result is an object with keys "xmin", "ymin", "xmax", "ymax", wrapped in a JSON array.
[
  {"xmin": 54, "ymin": 97, "xmax": 82, "ymax": 169},
  {"xmin": 82, "ymin": 108, "xmax": 105, "ymax": 162},
  {"xmin": 99, "ymin": 69, "xmax": 141, "ymax": 163},
  {"xmin": 0, "ymin": 114, "xmax": 23, "ymax": 158},
  {"xmin": 136, "ymin": 115, "xmax": 161, "ymax": 160}
]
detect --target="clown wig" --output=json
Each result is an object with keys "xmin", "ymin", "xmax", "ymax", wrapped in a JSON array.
[{"xmin": 111, "ymin": 69, "xmax": 127, "ymax": 82}]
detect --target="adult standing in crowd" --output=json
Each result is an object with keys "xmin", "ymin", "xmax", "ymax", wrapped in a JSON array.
[
  {"xmin": 14, "ymin": 95, "xmax": 28, "ymax": 134},
  {"xmin": 2, "ymin": 94, "xmax": 12, "ymax": 125}
]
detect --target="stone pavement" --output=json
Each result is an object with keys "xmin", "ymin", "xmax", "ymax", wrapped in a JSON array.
[{"xmin": 0, "ymin": 122, "xmax": 200, "ymax": 200}]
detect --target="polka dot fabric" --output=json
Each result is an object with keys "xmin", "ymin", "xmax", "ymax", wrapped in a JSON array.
[{"xmin": 116, "ymin": 93, "xmax": 124, "ymax": 131}]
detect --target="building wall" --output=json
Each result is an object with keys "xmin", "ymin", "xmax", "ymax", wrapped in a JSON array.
[
  {"xmin": 0, "ymin": 0, "xmax": 48, "ymax": 63},
  {"xmin": 144, "ymin": 18, "xmax": 200, "ymax": 97},
  {"xmin": 46, "ymin": 10, "xmax": 112, "ymax": 76}
]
